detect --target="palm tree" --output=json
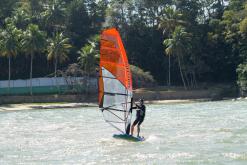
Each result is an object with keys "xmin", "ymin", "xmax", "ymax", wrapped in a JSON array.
[
  {"xmin": 47, "ymin": 32, "xmax": 72, "ymax": 78},
  {"xmin": 159, "ymin": 7, "xmax": 184, "ymax": 36},
  {"xmin": 78, "ymin": 39, "xmax": 99, "ymax": 94},
  {"xmin": 159, "ymin": 7, "xmax": 185, "ymax": 86},
  {"xmin": 11, "ymin": 7, "xmax": 31, "ymax": 29},
  {"xmin": 0, "ymin": 21, "xmax": 21, "ymax": 94},
  {"xmin": 163, "ymin": 26, "xmax": 192, "ymax": 90},
  {"xmin": 78, "ymin": 41, "xmax": 99, "ymax": 73},
  {"xmin": 42, "ymin": 0, "xmax": 66, "ymax": 34},
  {"xmin": 21, "ymin": 24, "xmax": 46, "ymax": 95}
]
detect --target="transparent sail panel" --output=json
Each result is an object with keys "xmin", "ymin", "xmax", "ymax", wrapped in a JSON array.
[
  {"xmin": 101, "ymin": 67, "xmax": 132, "ymax": 133},
  {"xmin": 102, "ymin": 67, "xmax": 126, "ymax": 94}
]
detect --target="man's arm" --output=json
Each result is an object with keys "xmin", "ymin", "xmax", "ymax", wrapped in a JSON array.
[{"xmin": 132, "ymin": 104, "xmax": 141, "ymax": 110}]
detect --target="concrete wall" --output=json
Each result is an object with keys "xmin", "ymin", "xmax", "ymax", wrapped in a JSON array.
[{"xmin": 0, "ymin": 77, "xmax": 97, "ymax": 95}]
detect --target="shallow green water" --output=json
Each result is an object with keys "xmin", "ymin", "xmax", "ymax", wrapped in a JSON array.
[{"xmin": 0, "ymin": 100, "xmax": 247, "ymax": 164}]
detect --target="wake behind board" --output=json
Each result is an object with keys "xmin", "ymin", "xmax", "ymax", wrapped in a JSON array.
[{"xmin": 113, "ymin": 134, "xmax": 145, "ymax": 142}]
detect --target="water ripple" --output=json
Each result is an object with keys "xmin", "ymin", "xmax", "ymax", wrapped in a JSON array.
[{"xmin": 0, "ymin": 100, "xmax": 247, "ymax": 164}]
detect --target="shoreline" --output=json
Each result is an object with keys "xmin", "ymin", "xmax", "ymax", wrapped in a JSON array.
[
  {"xmin": 0, "ymin": 102, "xmax": 97, "ymax": 112},
  {"xmin": 0, "ymin": 85, "xmax": 240, "ymax": 111},
  {"xmin": 0, "ymin": 98, "xmax": 223, "ymax": 112}
]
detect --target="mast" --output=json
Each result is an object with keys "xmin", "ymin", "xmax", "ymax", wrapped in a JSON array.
[{"xmin": 99, "ymin": 28, "xmax": 133, "ymax": 134}]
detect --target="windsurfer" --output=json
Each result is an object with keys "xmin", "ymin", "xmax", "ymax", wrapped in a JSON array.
[{"xmin": 130, "ymin": 99, "xmax": 146, "ymax": 137}]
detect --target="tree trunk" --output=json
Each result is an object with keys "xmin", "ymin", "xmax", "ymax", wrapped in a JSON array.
[
  {"xmin": 87, "ymin": 72, "xmax": 89, "ymax": 96},
  {"xmin": 121, "ymin": 1, "xmax": 124, "ymax": 25},
  {"xmin": 30, "ymin": 52, "xmax": 33, "ymax": 95},
  {"xmin": 184, "ymin": 71, "xmax": 190, "ymax": 89},
  {"xmin": 85, "ymin": 63, "xmax": 89, "ymax": 96},
  {"xmin": 190, "ymin": 73, "xmax": 194, "ymax": 88},
  {"xmin": 8, "ymin": 56, "xmax": 11, "ymax": 95},
  {"xmin": 168, "ymin": 55, "xmax": 171, "ymax": 86},
  {"xmin": 177, "ymin": 55, "xmax": 187, "ymax": 90},
  {"xmin": 54, "ymin": 56, "xmax": 59, "ymax": 93},
  {"xmin": 193, "ymin": 71, "xmax": 198, "ymax": 88},
  {"xmin": 55, "ymin": 56, "xmax": 57, "ymax": 78}
]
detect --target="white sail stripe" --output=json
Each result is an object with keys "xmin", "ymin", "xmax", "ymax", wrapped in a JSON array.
[{"xmin": 102, "ymin": 67, "xmax": 126, "ymax": 94}]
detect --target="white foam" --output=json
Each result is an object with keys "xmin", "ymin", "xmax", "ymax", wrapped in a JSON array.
[
  {"xmin": 145, "ymin": 135, "xmax": 162, "ymax": 143},
  {"xmin": 222, "ymin": 153, "xmax": 247, "ymax": 160}
]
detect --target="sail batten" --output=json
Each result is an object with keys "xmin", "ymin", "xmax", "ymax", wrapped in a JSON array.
[{"xmin": 99, "ymin": 28, "xmax": 133, "ymax": 134}]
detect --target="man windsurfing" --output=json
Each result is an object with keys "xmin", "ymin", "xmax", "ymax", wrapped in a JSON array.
[{"xmin": 131, "ymin": 99, "xmax": 146, "ymax": 137}]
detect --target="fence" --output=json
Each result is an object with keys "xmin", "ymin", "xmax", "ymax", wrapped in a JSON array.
[{"xmin": 0, "ymin": 77, "xmax": 97, "ymax": 95}]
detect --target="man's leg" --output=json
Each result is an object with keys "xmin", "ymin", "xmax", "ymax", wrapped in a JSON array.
[
  {"xmin": 137, "ymin": 125, "xmax": 140, "ymax": 137},
  {"xmin": 131, "ymin": 119, "xmax": 139, "ymax": 135},
  {"xmin": 137, "ymin": 118, "xmax": 144, "ymax": 137},
  {"xmin": 126, "ymin": 123, "xmax": 131, "ymax": 135},
  {"xmin": 131, "ymin": 124, "xmax": 135, "ymax": 135}
]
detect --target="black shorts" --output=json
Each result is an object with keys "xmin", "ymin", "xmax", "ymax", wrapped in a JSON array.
[{"xmin": 133, "ymin": 116, "xmax": 144, "ymax": 126}]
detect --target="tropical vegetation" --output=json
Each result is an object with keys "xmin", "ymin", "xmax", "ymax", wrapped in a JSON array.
[{"xmin": 0, "ymin": 0, "xmax": 247, "ymax": 96}]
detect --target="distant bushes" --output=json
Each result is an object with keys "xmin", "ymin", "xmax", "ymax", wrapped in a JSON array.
[
  {"xmin": 237, "ymin": 63, "xmax": 247, "ymax": 96},
  {"xmin": 130, "ymin": 65, "xmax": 156, "ymax": 88},
  {"xmin": 60, "ymin": 64, "xmax": 156, "ymax": 91}
]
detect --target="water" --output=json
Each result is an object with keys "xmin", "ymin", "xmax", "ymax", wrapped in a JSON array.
[{"xmin": 0, "ymin": 100, "xmax": 247, "ymax": 164}]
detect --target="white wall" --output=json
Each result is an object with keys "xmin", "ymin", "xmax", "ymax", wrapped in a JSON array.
[{"xmin": 0, "ymin": 77, "xmax": 97, "ymax": 89}]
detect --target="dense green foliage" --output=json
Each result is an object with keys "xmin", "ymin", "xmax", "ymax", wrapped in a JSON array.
[
  {"xmin": 130, "ymin": 65, "xmax": 155, "ymax": 88},
  {"xmin": 0, "ymin": 0, "xmax": 247, "ymax": 92},
  {"xmin": 237, "ymin": 63, "xmax": 247, "ymax": 95},
  {"xmin": 47, "ymin": 32, "xmax": 72, "ymax": 77}
]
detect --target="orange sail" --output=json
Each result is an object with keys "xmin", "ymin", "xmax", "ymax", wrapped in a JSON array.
[{"xmin": 99, "ymin": 28, "xmax": 133, "ymax": 134}]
